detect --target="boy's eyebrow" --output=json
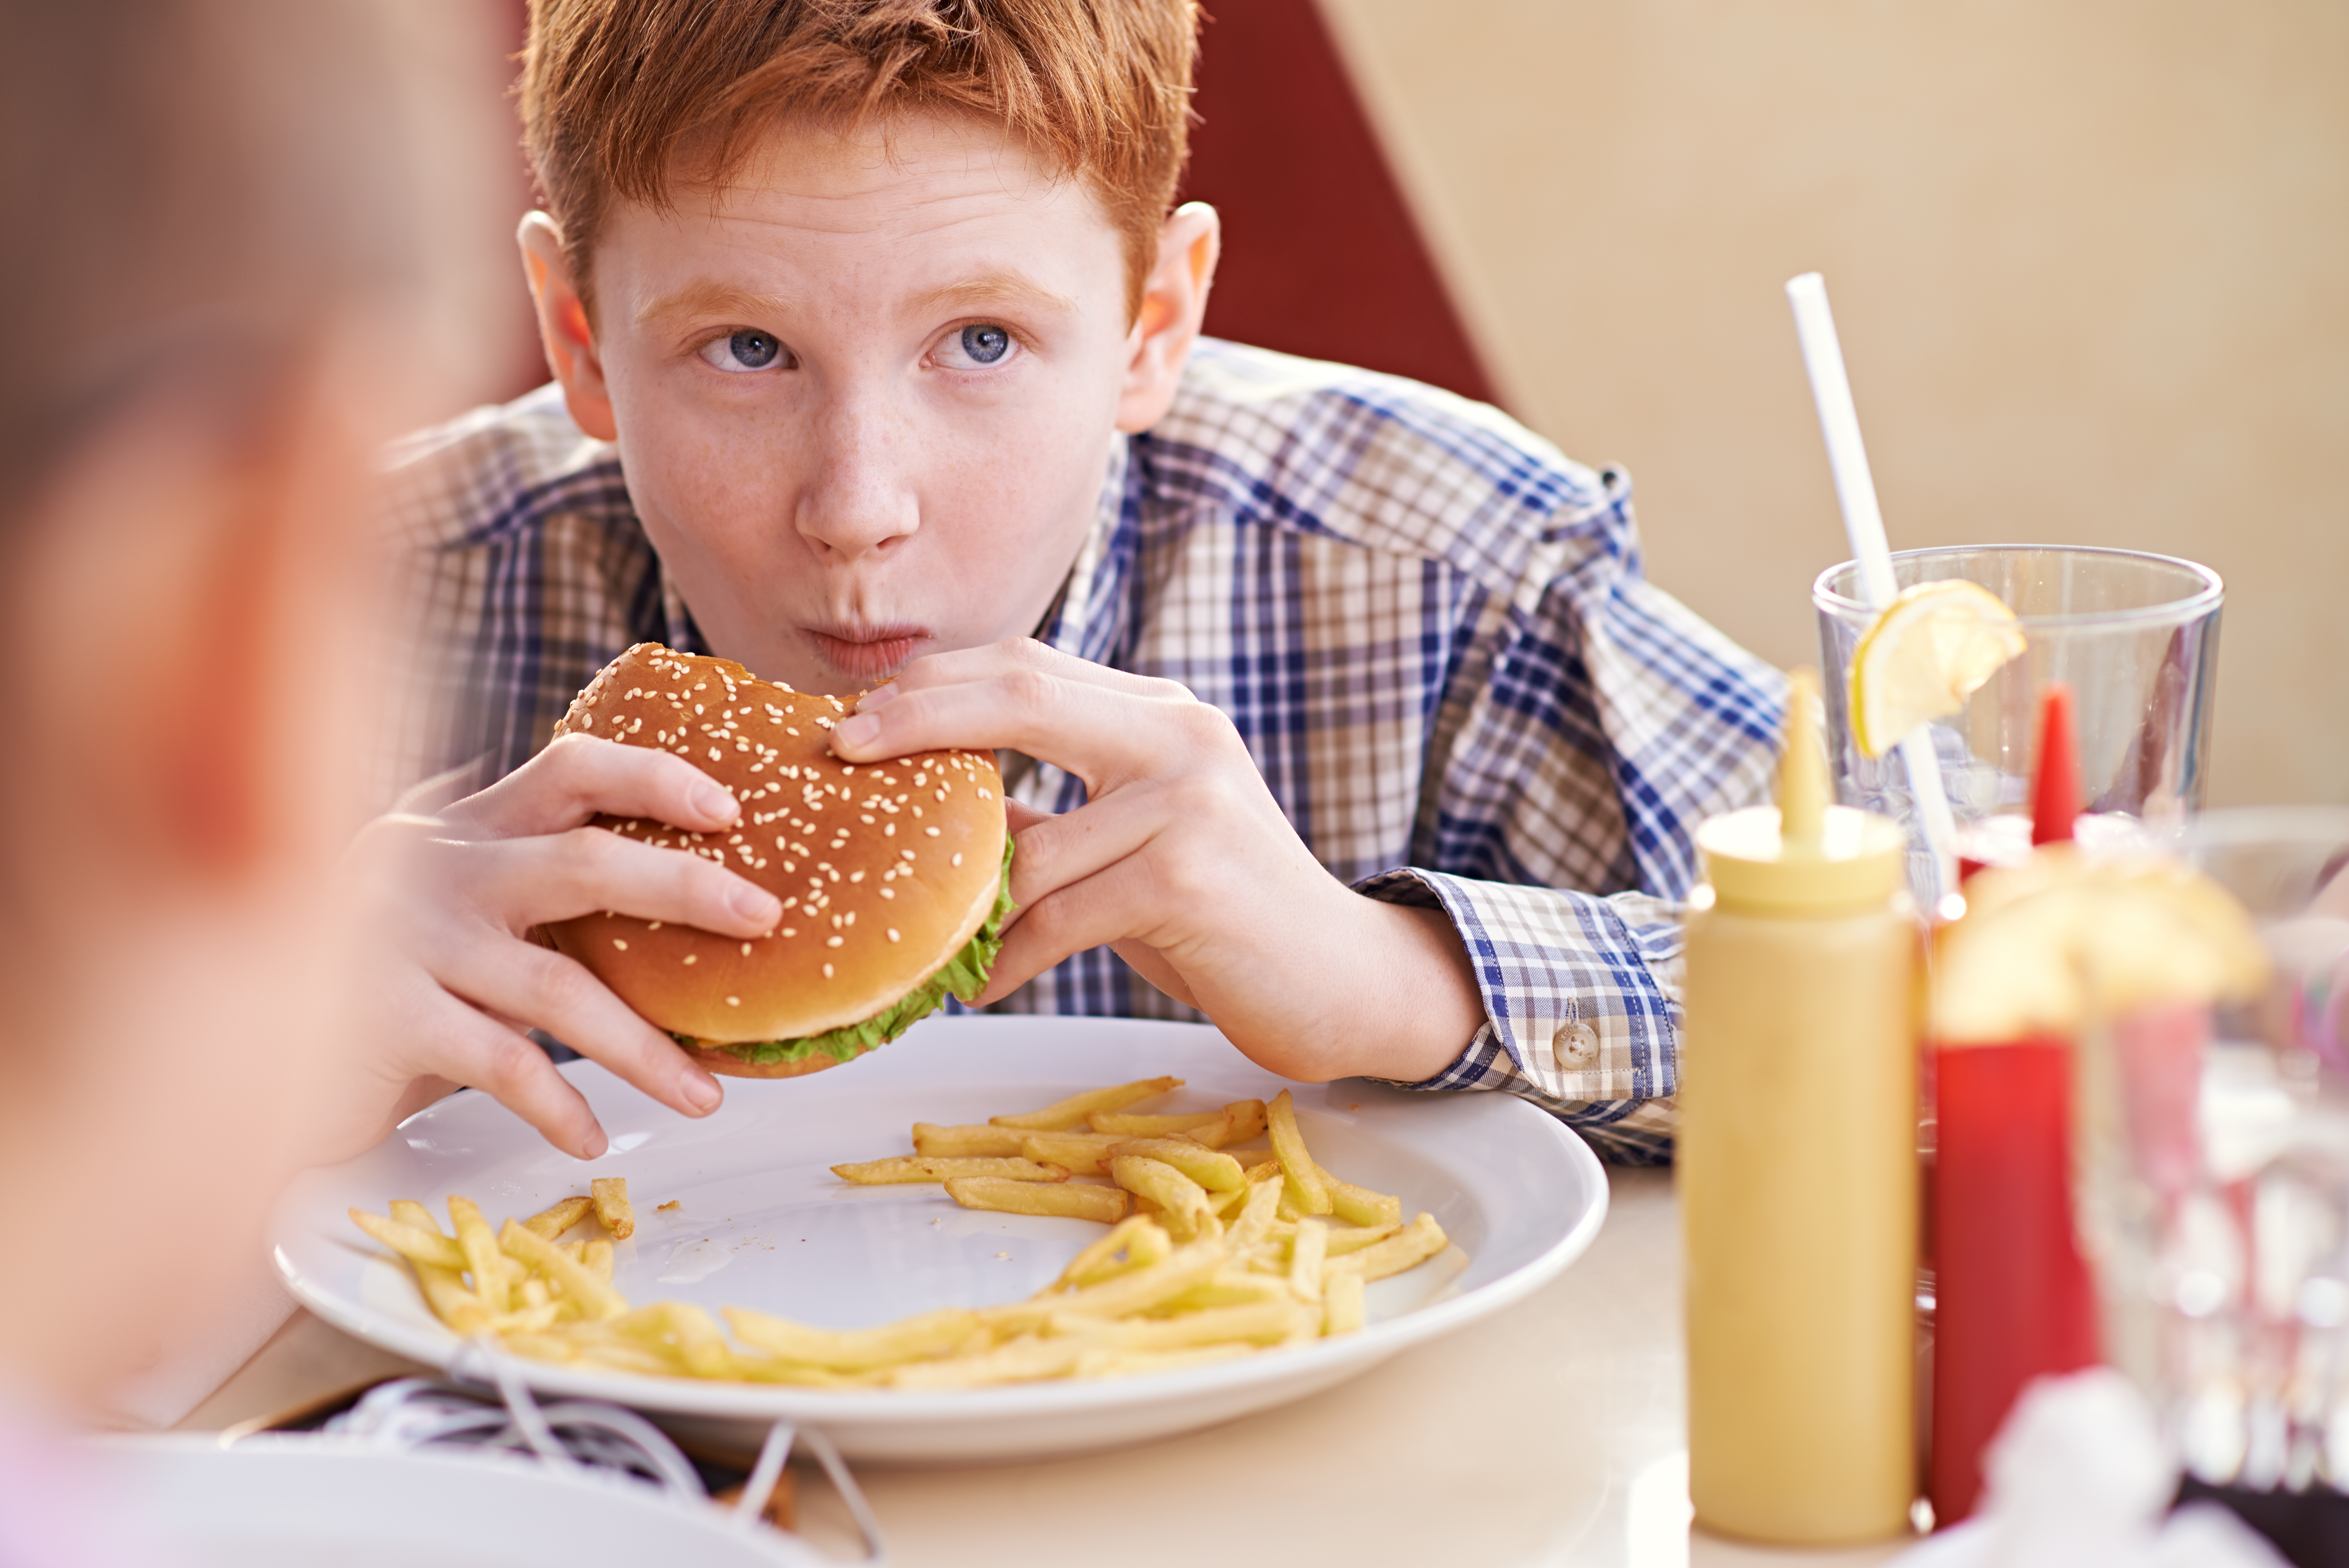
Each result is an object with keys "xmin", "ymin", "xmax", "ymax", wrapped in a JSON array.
[
  {"xmin": 907, "ymin": 271, "xmax": 1079, "ymax": 318},
  {"xmin": 634, "ymin": 279, "xmax": 794, "ymax": 331}
]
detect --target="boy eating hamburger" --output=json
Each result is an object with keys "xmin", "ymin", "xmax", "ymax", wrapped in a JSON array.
[{"xmin": 358, "ymin": 0, "xmax": 1785, "ymax": 1164}]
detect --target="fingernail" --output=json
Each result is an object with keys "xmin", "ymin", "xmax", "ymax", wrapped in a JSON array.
[
  {"xmin": 692, "ymin": 780, "xmax": 739, "ymax": 821},
  {"xmin": 857, "ymin": 683, "xmax": 898, "ymax": 712},
  {"xmin": 731, "ymin": 882, "xmax": 782, "ymax": 922},
  {"xmin": 834, "ymin": 713, "xmax": 880, "ymax": 749},
  {"xmin": 579, "ymin": 1128, "xmax": 609, "ymax": 1160},
  {"xmin": 682, "ymin": 1072, "xmax": 723, "ymax": 1114}
]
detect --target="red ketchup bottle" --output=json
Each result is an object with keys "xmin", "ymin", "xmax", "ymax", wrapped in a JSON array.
[{"xmin": 1928, "ymin": 684, "xmax": 2101, "ymax": 1525}]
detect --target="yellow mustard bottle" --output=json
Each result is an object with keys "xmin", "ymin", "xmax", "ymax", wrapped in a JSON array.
[{"xmin": 1679, "ymin": 667, "xmax": 1919, "ymax": 1544}]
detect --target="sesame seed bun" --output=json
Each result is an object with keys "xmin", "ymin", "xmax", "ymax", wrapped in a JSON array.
[{"xmin": 543, "ymin": 643, "xmax": 1008, "ymax": 1078}]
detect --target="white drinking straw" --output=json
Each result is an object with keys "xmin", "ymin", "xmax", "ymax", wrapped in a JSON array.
[{"xmin": 1784, "ymin": 272, "xmax": 1957, "ymax": 904}]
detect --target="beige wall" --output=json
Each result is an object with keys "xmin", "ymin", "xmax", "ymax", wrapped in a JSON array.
[{"xmin": 1320, "ymin": 0, "xmax": 2347, "ymax": 806}]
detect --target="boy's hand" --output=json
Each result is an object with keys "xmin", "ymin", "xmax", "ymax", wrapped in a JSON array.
[
  {"xmin": 830, "ymin": 640, "xmax": 1486, "ymax": 1085},
  {"xmin": 327, "ymin": 734, "xmax": 781, "ymax": 1160}
]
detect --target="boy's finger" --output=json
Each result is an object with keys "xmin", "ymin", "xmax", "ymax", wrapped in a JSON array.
[
  {"xmin": 867, "ymin": 637, "xmax": 1174, "ymax": 705},
  {"xmin": 405, "ymin": 989, "xmax": 612, "ymax": 1160},
  {"xmin": 422, "ymin": 933, "xmax": 724, "ymax": 1125},
  {"xmin": 1004, "ymin": 788, "xmax": 1167, "ymax": 912},
  {"xmin": 831, "ymin": 661, "xmax": 1211, "ymax": 777},
  {"xmin": 447, "ymin": 732, "xmax": 744, "ymax": 840},
  {"xmin": 441, "ymin": 825, "xmax": 782, "ymax": 935},
  {"xmin": 974, "ymin": 851, "xmax": 1172, "ymax": 1003}
]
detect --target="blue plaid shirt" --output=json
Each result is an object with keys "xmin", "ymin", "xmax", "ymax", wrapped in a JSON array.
[{"xmin": 376, "ymin": 339, "xmax": 1785, "ymax": 1161}]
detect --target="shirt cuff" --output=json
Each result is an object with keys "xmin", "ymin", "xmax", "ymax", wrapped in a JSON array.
[{"xmin": 1353, "ymin": 868, "xmax": 1688, "ymax": 1164}]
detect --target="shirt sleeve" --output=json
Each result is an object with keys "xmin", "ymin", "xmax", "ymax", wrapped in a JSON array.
[{"xmin": 1364, "ymin": 467, "xmax": 1786, "ymax": 1164}]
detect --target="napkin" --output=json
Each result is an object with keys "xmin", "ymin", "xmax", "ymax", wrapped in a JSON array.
[
  {"xmin": 1897, "ymin": 1368, "xmax": 2287, "ymax": 1567},
  {"xmin": 101, "ymin": 1256, "xmax": 297, "ymax": 1430}
]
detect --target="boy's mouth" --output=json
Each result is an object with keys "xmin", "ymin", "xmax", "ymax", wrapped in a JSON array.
[{"xmin": 803, "ymin": 622, "xmax": 933, "ymax": 683}]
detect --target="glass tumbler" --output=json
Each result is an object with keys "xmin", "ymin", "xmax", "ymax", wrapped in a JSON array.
[
  {"xmin": 1813, "ymin": 546, "xmax": 2224, "ymax": 907},
  {"xmin": 2076, "ymin": 809, "xmax": 2349, "ymax": 1496}
]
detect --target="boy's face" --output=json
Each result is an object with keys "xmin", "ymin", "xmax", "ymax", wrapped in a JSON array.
[{"xmin": 554, "ymin": 113, "xmax": 1156, "ymax": 693}]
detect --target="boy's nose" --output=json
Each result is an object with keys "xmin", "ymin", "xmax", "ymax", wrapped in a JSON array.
[{"xmin": 793, "ymin": 397, "xmax": 919, "ymax": 561}]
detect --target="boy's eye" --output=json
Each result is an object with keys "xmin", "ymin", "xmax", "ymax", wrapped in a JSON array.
[
  {"xmin": 934, "ymin": 322, "xmax": 1018, "ymax": 370},
  {"xmin": 699, "ymin": 330, "xmax": 788, "ymax": 373}
]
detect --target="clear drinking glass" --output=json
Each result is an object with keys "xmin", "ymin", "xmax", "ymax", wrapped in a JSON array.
[
  {"xmin": 1813, "ymin": 546, "xmax": 2224, "ymax": 906},
  {"xmin": 2077, "ymin": 809, "xmax": 2349, "ymax": 1497}
]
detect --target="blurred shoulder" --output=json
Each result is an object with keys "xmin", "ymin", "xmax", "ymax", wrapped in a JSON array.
[
  {"xmin": 1148, "ymin": 339, "xmax": 1631, "ymax": 589},
  {"xmin": 376, "ymin": 383, "xmax": 634, "ymax": 551}
]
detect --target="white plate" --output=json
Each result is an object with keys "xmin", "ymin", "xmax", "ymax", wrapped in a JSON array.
[
  {"xmin": 82, "ymin": 1436, "xmax": 809, "ymax": 1568},
  {"xmin": 273, "ymin": 1015, "xmax": 1607, "ymax": 1462}
]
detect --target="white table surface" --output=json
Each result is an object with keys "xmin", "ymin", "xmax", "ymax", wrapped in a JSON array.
[{"xmin": 179, "ymin": 1166, "xmax": 1916, "ymax": 1567}]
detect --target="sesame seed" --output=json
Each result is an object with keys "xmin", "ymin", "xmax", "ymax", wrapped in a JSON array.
[
  {"xmin": 879, "ymin": 887, "xmax": 895, "ymax": 899},
  {"xmin": 849, "ymin": 870, "xmax": 865, "ymax": 883},
  {"xmin": 901, "ymin": 850, "xmax": 916, "ymax": 861},
  {"xmin": 952, "ymin": 851, "xmax": 964, "ymax": 866},
  {"xmin": 782, "ymin": 927, "xmax": 796, "ymax": 937},
  {"xmin": 613, "ymin": 938, "xmax": 628, "ymax": 949},
  {"xmin": 823, "ymin": 964, "xmax": 834, "ymax": 978},
  {"xmin": 683, "ymin": 954, "xmax": 698, "ymax": 965},
  {"xmin": 925, "ymin": 827, "xmax": 941, "ymax": 837},
  {"xmin": 648, "ymin": 921, "xmax": 662, "ymax": 929},
  {"xmin": 827, "ymin": 936, "xmax": 844, "ymax": 947},
  {"xmin": 741, "ymin": 942, "xmax": 752, "ymax": 955},
  {"xmin": 727, "ymin": 996, "xmax": 741, "ymax": 1006},
  {"xmin": 844, "ymin": 912, "xmax": 856, "ymax": 926},
  {"xmin": 885, "ymin": 824, "xmax": 896, "ymax": 837}
]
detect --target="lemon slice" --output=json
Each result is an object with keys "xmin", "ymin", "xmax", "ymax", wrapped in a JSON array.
[
  {"xmin": 1930, "ymin": 848, "xmax": 2270, "ymax": 1042},
  {"xmin": 1849, "ymin": 579, "xmax": 2026, "ymax": 758}
]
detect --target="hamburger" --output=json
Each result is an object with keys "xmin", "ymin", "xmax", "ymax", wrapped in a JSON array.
[{"xmin": 544, "ymin": 642, "xmax": 1013, "ymax": 1079}]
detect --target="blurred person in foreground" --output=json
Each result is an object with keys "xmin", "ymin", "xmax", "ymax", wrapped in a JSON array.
[
  {"xmin": 361, "ymin": 0, "xmax": 1786, "ymax": 1166},
  {"xmin": 0, "ymin": 0, "xmax": 501, "ymax": 1551}
]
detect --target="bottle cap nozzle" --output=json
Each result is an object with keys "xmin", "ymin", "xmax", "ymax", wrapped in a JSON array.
[
  {"xmin": 2031, "ymin": 683, "xmax": 2081, "ymax": 846},
  {"xmin": 1778, "ymin": 667, "xmax": 1828, "ymax": 857}
]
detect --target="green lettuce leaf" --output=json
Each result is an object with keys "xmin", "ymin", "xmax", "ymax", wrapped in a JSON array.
[{"xmin": 680, "ymin": 834, "xmax": 1016, "ymax": 1069}]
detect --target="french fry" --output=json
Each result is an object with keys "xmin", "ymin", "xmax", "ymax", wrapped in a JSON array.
[
  {"xmin": 1205, "ymin": 1182, "xmax": 1251, "ymax": 1219},
  {"xmin": 1056, "ymin": 1215, "xmax": 1172, "ymax": 1289},
  {"xmin": 1054, "ymin": 1299, "xmax": 1306, "ymax": 1351},
  {"xmin": 1289, "ymin": 1217, "xmax": 1328, "ymax": 1304},
  {"xmin": 834, "ymin": 1156, "xmax": 1071, "ymax": 1185},
  {"xmin": 1032, "ymin": 1242, "xmax": 1225, "ymax": 1321},
  {"xmin": 583, "ymin": 1238, "xmax": 614, "ymax": 1284},
  {"xmin": 558, "ymin": 1239, "xmax": 587, "ymax": 1264},
  {"xmin": 1073, "ymin": 1343, "xmax": 1256, "ymax": 1380},
  {"xmin": 889, "ymin": 1334, "xmax": 1086, "ymax": 1389},
  {"xmin": 411, "ymin": 1259, "xmax": 492, "ymax": 1334},
  {"xmin": 1239, "ymin": 1158, "xmax": 1281, "ymax": 1186},
  {"xmin": 946, "ymin": 1176, "xmax": 1128, "ymax": 1223},
  {"xmin": 1323, "ymin": 1213, "xmax": 1448, "ymax": 1282},
  {"xmin": 989, "ymin": 1076, "xmax": 1183, "ymax": 1132},
  {"xmin": 499, "ymin": 1218, "xmax": 627, "ymax": 1320},
  {"xmin": 1018, "ymin": 1131, "xmax": 1125, "ymax": 1175},
  {"xmin": 1177, "ymin": 1099, "xmax": 1271, "ymax": 1149},
  {"xmin": 1109, "ymin": 1156, "xmax": 1213, "ymax": 1240},
  {"xmin": 614, "ymin": 1301, "xmax": 732, "ymax": 1376},
  {"xmin": 1322, "ymin": 1221, "xmax": 1403, "ymax": 1258},
  {"xmin": 448, "ymin": 1196, "xmax": 515, "ymax": 1312},
  {"xmin": 1228, "ymin": 1174, "xmax": 1284, "ymax": 1249},
  {"xmin": 1106, "ymin": 1138, "xmax": 1245, "ymax": 1192},
  {"xmin": 724, "ymin": 1305, "xmax": 982, "ymax": 1371},
  {"xmin": 389, "ymin": 1199, "xmax": 444, "ymax": 1236},
  {"xmin": 1088, "ymin": 1108, "xmax": 1227, "ymax": 1137},
  {"xmin": 1147, "ymin": 1271, "xmax": 1297, "ymax": 1315},
  {"xmin": 1267, "ymin": 1092, "xmax": 1331, "ymax": 1216},
  {"xmin": 524, "ymin": 1195, "xmax": 595, "ymax": 1241},
  {"xmin": 912, "ymin": 1122, "xmax": 1026, "ymax": 1157},
  {"xmin": 588, "ymin": 1179, "xmax": 635, "ymax": 1240},
  {"xmin": 1323, "ymin": 1270, "xmax": 1366, "ymax": 1335},
  {"xmin": 1323, "ymin": 1172, "xmax": 1403, "ymax": 1229},
  {"xmin": 348, "ymin": 1208, "xmax": 468, "ymax": 1272}
]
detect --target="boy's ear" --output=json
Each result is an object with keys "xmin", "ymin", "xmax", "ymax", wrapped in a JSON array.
[
  {"xmin": 1116, "ymin": 202, "xmax": 1221, "ymax": 434},
  {"xmin": 518, "ymin": 213, "xmax": 617, "ymax": 441}
]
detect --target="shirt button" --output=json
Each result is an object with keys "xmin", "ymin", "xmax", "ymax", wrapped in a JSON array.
[{"xmin": 1550, "ymin": 1018, "xmax": 1600, "ymax": 1071}]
